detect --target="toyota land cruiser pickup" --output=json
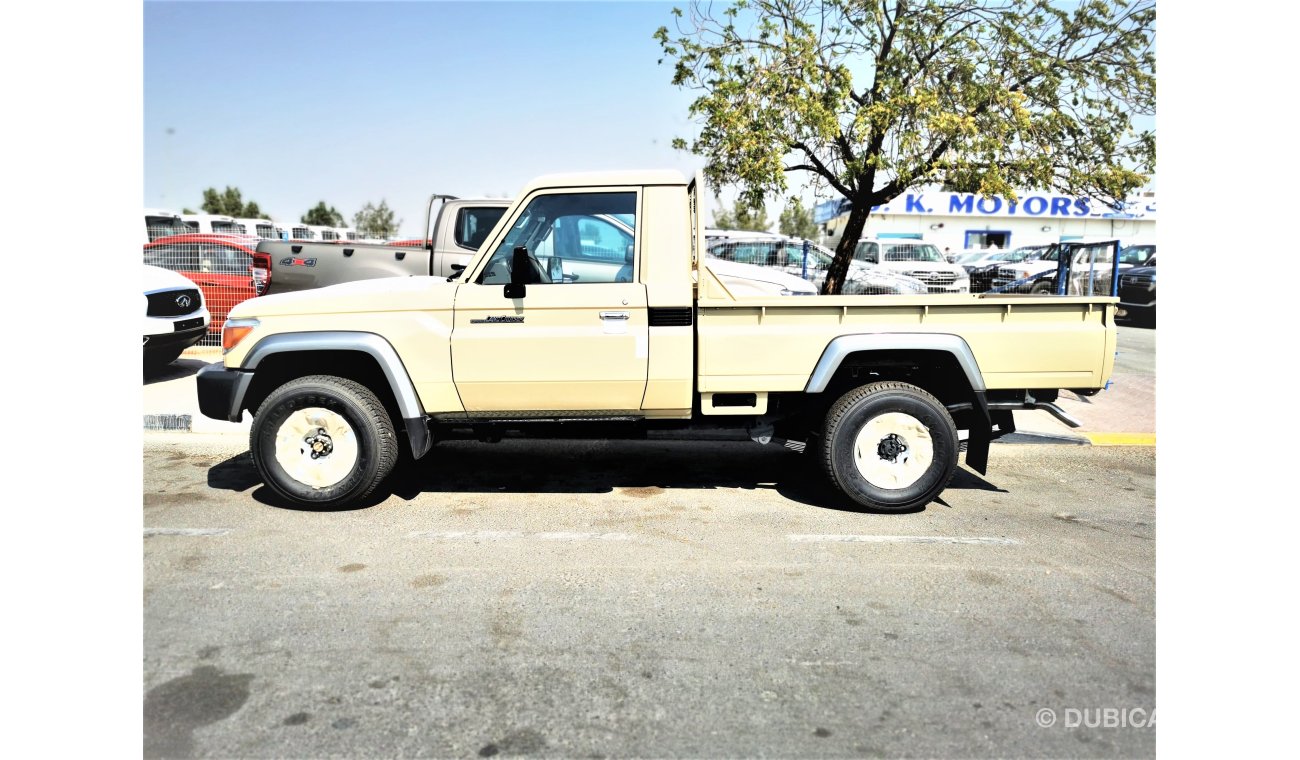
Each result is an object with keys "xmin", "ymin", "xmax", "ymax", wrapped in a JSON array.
[{"xmin": 198, "ymin": 170, "xmax": 1117, "ymax": 512}]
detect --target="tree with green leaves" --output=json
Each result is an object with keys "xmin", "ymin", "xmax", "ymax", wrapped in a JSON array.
[
  {"xmin": 711, "ymin": 195, "xmax": 771, "ymax": 231},
  {"xmin": 656, "ymin": 0, "xmax": 1155, "ymax": 293},
  {"xmin": 199, "ymin": 186, "xmax": 266, "ymax": 218},
  {"xmin": 778, "ymin": 196, "xmax": 818, "ymax": 238},
  {"xmin": 353, "ymin": 200, "xmax": 403, "ymax": 239},
  {"xmin": 301, "ymin": 201, "xmax": 346, "ymax": 228}
]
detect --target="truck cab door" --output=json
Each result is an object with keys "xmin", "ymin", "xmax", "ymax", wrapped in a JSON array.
[
  {"xmin": 450, "ymin": 190, "xmax": 649, "ymax": 414},
  {"xmin": 433, "ymin": 205, "xmax": 508, "ymax": 278}
]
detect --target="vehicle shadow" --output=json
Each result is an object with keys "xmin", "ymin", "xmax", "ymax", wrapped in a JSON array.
[
  {"xmin": 208, "ymin": 438, "xmax": 1006, "ymax": 515},
  {"xmin": 144, "ymin": 358, "xmax": 210, "ymax": 386}
]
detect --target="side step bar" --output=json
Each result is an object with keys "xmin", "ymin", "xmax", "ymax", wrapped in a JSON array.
[{"xmin": 986, "ymin": 400, "xmax": 1082, "ymax": 428}]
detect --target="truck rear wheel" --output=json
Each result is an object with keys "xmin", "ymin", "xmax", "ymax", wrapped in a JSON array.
[
  {"xmin": 250, "ymin": 375, "xmax": 398, "ymax": 508},
  {"xmin": 817, "ymin": 381, "xmax": 959, "ymax": 512}
]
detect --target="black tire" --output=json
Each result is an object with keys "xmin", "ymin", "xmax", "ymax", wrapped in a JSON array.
[
  {"xmin": 1030, "ymin": 279, "xmax": 1055, "ymax": 295},
  {"xmin": 816, "ymin": 381, "xmax": 959, "ymax": 512},
  {"xmin": 250, "ymin": 375, "xmax": 398, "ymax": 508}
]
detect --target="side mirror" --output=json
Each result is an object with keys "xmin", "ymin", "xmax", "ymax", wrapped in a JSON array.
[{"xmin": 504, "ymin": 245, "xmax": 530, "ymax": 299}]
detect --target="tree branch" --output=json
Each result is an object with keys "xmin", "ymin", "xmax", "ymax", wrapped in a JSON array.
[{"xmin": 790, "ymin": 140, "xmax": 856, "ymax": 197}]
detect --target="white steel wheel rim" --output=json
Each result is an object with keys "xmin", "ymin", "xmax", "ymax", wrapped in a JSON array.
[
  {"xmin": 274, "ymin": 407, "xmax": 360, "ymax": 489},
  {"xmin": 852, "ymin": 412, "xmax": 934, "ymax": 490}
]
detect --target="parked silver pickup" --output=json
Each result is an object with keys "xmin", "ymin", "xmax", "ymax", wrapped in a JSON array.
[{"xmin": 256, "ymin": 196, "xmax": 508, "ymax": 295}]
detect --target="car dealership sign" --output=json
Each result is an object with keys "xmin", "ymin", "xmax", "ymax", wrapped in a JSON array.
[{"xmin": 815, "ymin": 192, "xmax": 1156, "ymax": 222}]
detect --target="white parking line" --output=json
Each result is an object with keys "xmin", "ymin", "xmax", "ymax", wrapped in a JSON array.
[
  {"xmin": 144, "ymin": 527, "xmax": 232, "ymax": 537},
  {"xmin": 408, "ymin": 530, "xmax": 634, "ymax": 541},
  {"xmin": 787, "ymin": 534, "xmax": 1019, "ymax": 545}
]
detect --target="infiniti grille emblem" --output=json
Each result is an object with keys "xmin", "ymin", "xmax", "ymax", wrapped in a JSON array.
[{"xmin": 175, "ymin": 294, "xmax": 192, "ymax": 309}]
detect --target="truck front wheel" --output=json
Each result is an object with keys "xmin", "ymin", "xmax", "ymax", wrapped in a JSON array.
[
  {"xmin": 250, "ymin": 375, "xmax": 398, "ymax": 508},
  {"xmin": 817, "ymin": 381, "xmax": 959, "ymax": 512}
]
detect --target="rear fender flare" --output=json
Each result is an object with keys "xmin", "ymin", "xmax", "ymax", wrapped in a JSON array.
[
  {"xmin": 803, "ymin": 333, "xmax": 986, "ymax": 394},
  {"xmin": 803, "ymin": 333, "xmax": 993, "ymax": 474}
]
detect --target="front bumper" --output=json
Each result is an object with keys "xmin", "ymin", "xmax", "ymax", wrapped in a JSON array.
[
  {"xmin": 197, "ymin": 363, "xmax": 255, "ymax": 422},
  {"xmin": 143, "ymin": 323, "xmax": 207, "ymax": 356}
]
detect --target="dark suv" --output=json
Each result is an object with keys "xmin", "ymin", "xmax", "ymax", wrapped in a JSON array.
[{"xmin": 1118, "ymin": 252, "xmax": 1157, "ymax": 323}]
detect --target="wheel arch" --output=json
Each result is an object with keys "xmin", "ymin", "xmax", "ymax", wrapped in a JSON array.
[
  {"xmin": 804, "ymin": 333, "xmax": 985, "ymax": 397},
  {"xmin": 802, "ymin": 333, "xmax": 994, "ymax": 474},
  {"xmin": 237, "ymin": 332, "xmax": 431, "ymax": 459}
]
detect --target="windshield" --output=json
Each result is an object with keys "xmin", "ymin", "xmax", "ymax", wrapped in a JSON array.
[
  {"xmin": 211, "ymin": 220, "xmax": 243, "ymax": 234},
  {"xmin": 883, "ymin": 243, "xmax": 944, "ymax": 262},
  {"xmin": 145, "ymin": 215, "xmax": 188, "ymax": 241},
  {"xmin": 1120, "ymin": 244, "xmax": 1155, "ymax": 265}
]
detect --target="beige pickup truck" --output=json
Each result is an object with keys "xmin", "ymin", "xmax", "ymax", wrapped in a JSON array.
[{"xmin": 198, "ymin": 170, "xmax": 1116, "ymax": 512}]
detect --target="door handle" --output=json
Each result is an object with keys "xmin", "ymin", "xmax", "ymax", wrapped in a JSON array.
[{"xmin": 598, "ymin": 311, "xmax": 630, "ymax": 320}]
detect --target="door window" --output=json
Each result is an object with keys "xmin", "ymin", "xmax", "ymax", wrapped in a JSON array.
[
  {"xmin": 478, "ymin": 192, "xmax": 637, "ymax": 285},
  {"xmin": 455, "ymin": 207, "xmax": 508, "ymax": 250}
]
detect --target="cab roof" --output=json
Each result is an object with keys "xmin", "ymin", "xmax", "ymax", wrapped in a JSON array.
[{"xmin": 519, "ymin": 170, "xmax": 688, "ymax": 195}]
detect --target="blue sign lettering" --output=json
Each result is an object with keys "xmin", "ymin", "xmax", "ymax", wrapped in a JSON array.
[
  {"xmin": 1073, "ymin": 198, "xmax": 1090, "ymax": 217},
  {"xmin": 949, "ymin": 195, "xmax": 974, "ymax": 214},
  {"xmin": 905, "ymin": 195, "xmax": 930, "ymax": 214},
  {"xmin": 1050, "ymin": 197, "xmax": 1072, "ymax": 216},
  {"xmin": 1022, "ymin": 196, "xmax": 1047, "ymax": 215},
  {"xmin": 976, "ymin": 196, "xmax": 1002, "ymax": 214}
]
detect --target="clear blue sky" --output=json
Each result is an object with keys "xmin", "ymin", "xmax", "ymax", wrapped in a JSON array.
[
  {"xmin": 144, "ymin": 1, "xmax": 1154, "ymax": 235},
  {"xmin": 145, "ymin": 1, "xmax": 711, "ymax": 234}
]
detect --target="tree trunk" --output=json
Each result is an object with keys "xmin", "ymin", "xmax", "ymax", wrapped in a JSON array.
[{"xmin": 822, "ymin": 199, "xmax": 871, "ymax": 295}]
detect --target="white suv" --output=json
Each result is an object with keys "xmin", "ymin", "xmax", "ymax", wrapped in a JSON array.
[
  {"xmin": 853, "ymin": 239, "xmax": 970, "ymax": 293},
  {"xmin": 143, "ymin": 265, "xmax": 210, "ymax": 368}
]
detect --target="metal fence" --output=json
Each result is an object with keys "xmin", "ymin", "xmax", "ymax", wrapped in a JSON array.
[{"xmin": 143, "ymin": 228, "xmax": 267, "ymax": 345}]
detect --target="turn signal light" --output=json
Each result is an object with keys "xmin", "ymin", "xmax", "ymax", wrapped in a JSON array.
[{"xmin": 222, "ymin": 318, "xmax": 259, "ymax": 354}]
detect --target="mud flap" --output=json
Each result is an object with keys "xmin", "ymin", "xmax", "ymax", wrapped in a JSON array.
[
  {"xmin": 964, "ymin": 391, "xmax": 993, "ymax": 475},
  {"xmin": 404, "ymin": 417, "xmax": 434, "ymax": 460}
]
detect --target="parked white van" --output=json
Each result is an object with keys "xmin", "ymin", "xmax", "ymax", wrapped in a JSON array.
[
  {"xmin": 307, "ymin": 224, "xmax": 340, "ymax": 241},
  {"xmin": 144, "ymin": 208, "xmax": 189, "ymax": 243},
  {"xmin": 234, "ymin": 218, "xmax": 279, "ymax": 239},
  {"xmin": 181, "ymin": 213, "xmax": 245, "ymax": 235}
]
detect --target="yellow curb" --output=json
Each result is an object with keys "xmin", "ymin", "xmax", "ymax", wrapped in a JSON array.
[{"xmin": 1083, "ymin": 432, "xmax": 1156, "ymax": 446}]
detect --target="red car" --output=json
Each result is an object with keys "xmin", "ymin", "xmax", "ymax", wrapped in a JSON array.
[{"xmin": 142, "ymin": 234, "xmax": 268, "ymax": 338}]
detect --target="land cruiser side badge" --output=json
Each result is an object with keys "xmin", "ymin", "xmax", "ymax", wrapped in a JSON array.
[
  {"xmin": 279, "ymin": 257, "xmax": 317, "ymax": 267},
  {"xmin": 470, "ymin": 315, "xmax": 525, "ymax": 324}
]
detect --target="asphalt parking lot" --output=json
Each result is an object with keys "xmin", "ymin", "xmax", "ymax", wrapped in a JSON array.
[{"xmin": 144, "ymin": 436, "xmax": 1154, "ymax": 758}]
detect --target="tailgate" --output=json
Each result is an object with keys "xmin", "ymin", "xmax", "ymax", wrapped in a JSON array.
[{"xmin": 257, "ymin": 240, "xmax": 430, "ymax": 294}]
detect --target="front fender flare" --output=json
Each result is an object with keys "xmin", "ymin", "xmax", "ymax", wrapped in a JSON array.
[{"xmin": 240, "ymin": 331, "xmax": 432, "ymax": 459}]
